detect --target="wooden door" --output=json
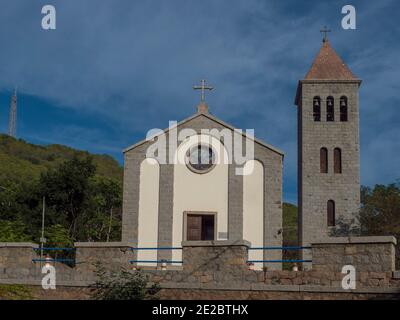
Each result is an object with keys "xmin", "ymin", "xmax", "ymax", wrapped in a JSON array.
[{"xmin": 187, "ymin": 214, "xmax": 202, "ymax": 241}]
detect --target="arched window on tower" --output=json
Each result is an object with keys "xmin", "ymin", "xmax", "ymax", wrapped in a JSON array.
[
  {"xmin": 340, "ymin": 96, "xmax": 348, "ymax": 122},
  {"xmin": 313, "ymin": 96, "xmax": 321, "ymax": 121},
  {"xmin": 326, "ymin": 96, "xmax": 334, "ymax": 121},
  {"xmin": 320, "ymin": 147, "xmax": 328, "ymax": 173},
  {"xmin": 327, "ymin": 200, "xmax": 336, "ymax": 226},
  {"xmin": 334, "ymin": 148, "xmax": 342, "ymax": 173}
]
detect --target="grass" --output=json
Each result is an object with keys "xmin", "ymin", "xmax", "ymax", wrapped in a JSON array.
[{"xmin": 0, "ymin": 284, "xmax": 34, "ymax": 300}]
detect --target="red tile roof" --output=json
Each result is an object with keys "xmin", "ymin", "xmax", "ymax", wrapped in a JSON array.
[{"xmin": 304, "ymin": 40, "xmax": 358, "ymax": 80}]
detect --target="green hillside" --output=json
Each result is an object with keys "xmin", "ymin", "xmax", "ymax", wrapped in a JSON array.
[
  {"xmin": 283, "ymin": 202, "xmax": 298, "ymax": 245},
  {"xmin": 282, "ymin": 203, "xmax": 299, "ymax": 270},
  {"xmin": 0, "ymin": 134, "xmax": 123, "ymax": 245},
  {"xmin": 0, "ymin": 134, "xmax": 122, "ymax": 185}
]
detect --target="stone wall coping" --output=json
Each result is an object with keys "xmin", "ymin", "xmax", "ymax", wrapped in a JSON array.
[
  {"xmin": 0, "ymin": 242, "xmax": 39, "ymax": 248},
  {"xmin": 1, "ymin": 278, "xmax": 399, "ymax": 295},
  {"xmin": 298, "ymin": 285, "xmax": 400, "ymax": 294},
  {"xmin": 158, "ymin": 282, "xmax": 399, "ymax": 294},
  {"xmin": 141, "ymin": 266, "xmax": 183, "ymax": 272},
  {"xmin": 181, "ymin": 240, "xmax": 251, "ymax": 247},
  {"xmin": 0, "ymin": 278, "xmax": 92, "ymax": 287},
  {"xmin": 311, "ymin": 236, "xmax": 397, "ymax": 246},
  {"xmin": 74, "ymin": 242, "xmax": 134, "ymax": 248}
]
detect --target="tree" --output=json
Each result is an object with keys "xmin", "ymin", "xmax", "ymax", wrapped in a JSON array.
[
  {"xmin": 44, "ymin": 224, "xmax": 75, "ymax": 264},
  {"xmin": 329, "ymin": 215, "xmax": 360, "ymax": 237},
  {"xmin": 359, "ymin": 183, "xmax": 400, "ymax": 235},
  {"xmin": 45, "ymin": 224, "xmax": 73, "ymax": 248},
  {"xmin": 39, "ymin": 155, "xmax": 96, "ymax": 239},
  {"xmin": 76, "ymin": 176, "xmax": 122, "ymax": 242},
  {"xmin": 0, "ymin": 220, "xmax": 32, "ymax": 242},
  {"xmin": 359, "ymin": 182, "xmax": 400, "ymax": 268},
  {"xmin": 91, "ymin": 264, "xmax": 160, "ymax": 300}
]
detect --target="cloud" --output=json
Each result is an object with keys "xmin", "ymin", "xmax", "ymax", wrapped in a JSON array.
[{"xmin": 0, "ymin": 0, "xmax": 399, "ymax": 202}]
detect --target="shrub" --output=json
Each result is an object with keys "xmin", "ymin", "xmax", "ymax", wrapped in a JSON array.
[{"xmin": 91, "ymin": 263, "xmax": 160, "ymax": 300}]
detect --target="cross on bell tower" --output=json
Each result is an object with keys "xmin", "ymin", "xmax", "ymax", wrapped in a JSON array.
[{"xmin": 320, "ymin": 26, "xmax": 331, "ymax": 43}]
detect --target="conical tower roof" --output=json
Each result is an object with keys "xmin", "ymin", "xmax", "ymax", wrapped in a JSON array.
[{"xmin": 303, "ymin": 40, "xmax": 358, "ymax": 80}]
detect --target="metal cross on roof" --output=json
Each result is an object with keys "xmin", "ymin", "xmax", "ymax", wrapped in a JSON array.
[
  {"xmin": 193, "ymin": 79, "xmax": 213, "ymax": 102},
  {"xmin": 320, "ymin": 26, "xmax": 331, "ymax": 42}
]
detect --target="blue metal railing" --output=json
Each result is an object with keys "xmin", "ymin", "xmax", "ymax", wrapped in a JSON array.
[
  {"xmin": 30, "ymin": 246, "xmax": 311, "ymax": 265},
  {"xmin": 32, "ymin": 258, "xmax": 75, "ymax": 263},
  {"xmin": 248, "ymin": 246, "xmax": 311, "ymax": 250},
  {"xmin": 129, "ymin": 247, "xmax": 183, "ymax": 265},
  {"xmin": 33, "ymin": 247, "xmax": 76, "ymax": 251},
  {"xmin": 130, "ymin": 247, "xmax": 182, "ymax": 251},
  {"xmin": 131, "ymin": 260, "xmax": 183, "ymax": 264},
  {"xmin": 32, "ymin": 247, "xmax": 76, "ymax": 264},
  {"xmin": 247, "ymin": 246, "xmax": 312, "ymax": 264}
]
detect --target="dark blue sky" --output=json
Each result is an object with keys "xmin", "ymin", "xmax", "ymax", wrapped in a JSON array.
[{"xmin": 0, "ymin": 0, "xmax": 399, "ymax": 204}]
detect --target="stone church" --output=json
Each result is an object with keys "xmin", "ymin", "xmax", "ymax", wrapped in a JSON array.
[{"xmin": 121, "ymin": 38, "xmax": 361, "ymax": 270}]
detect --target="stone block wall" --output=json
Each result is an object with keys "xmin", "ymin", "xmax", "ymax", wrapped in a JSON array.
[
  {"xmin": 0, "ymin": 243, "xmax": 39, "ymax": 280},
  {"xmin": 74, "ymin": 242, "xmax": 135, "ymax": 282},
  {"xmin": 0, "ymin": 242, "xmax": 134, "ymax": 285},
  {"xmin": 1, "ymin": 238, "xmax": 399, "ymax": 299},
  {"xmin": 182, "ymin": 240, "xmax": 249, "ymax": 273},
  {"xmin": 138, "ymin": 238, "xmax": 400, "ymax": 292},
  {"xmin": 311, "ymin": 236, "xmax": 397, "ymax": 272},
  {"xmin": 180, "ymin": 240, "xmax": 250, "ymax": 284}
]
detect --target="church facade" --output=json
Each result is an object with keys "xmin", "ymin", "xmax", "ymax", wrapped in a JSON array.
[
  {"xmin": 122, "ymin": 103, "xmax": 284, "ymax": 270},
  {"xmin": 122, "ymin": 38, "xmax": 361, "ymax": 270}
]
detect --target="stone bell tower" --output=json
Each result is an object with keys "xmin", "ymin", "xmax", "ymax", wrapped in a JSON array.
[{"xmin": 295, "ymin": 36, "xmax": 362, "ymax": 264}]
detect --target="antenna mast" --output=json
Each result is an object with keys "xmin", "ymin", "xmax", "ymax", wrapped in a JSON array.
[{"xmin": 8, "ymin": 88, "xmax": 17, "ymax": 138}]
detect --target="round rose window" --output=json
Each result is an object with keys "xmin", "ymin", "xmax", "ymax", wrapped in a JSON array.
[{"xmin": 186, "ymin": 144, "xmax": 216, "ymax": 173}]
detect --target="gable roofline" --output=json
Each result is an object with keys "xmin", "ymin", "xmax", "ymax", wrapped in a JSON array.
[{"xmin": 123, "ymin": 112, "xmax": 284, "ymax": 156}]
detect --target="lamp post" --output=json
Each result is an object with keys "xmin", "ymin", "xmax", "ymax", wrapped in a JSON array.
[
  {"xmin": 106, "ymin": 206, "xmax": 113, "ymax": 242},
  {"xmin": 40, "ymin": 196, "xmax": 46, "ymax": 268}
]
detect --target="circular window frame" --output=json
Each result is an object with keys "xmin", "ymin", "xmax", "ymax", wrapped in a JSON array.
[{"xmin": 185, "ymin": 144, "xmax": 217, "ymax": 174}]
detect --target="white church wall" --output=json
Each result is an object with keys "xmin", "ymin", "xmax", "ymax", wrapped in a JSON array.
[
  {"xmin": 243, "ymin": 160, "xmax": 264, "ymax": 270},
  {"xmin": 172, "ymin": 134, "xmax": 229, "ymax": 264},
  {"xmin": 137, "ymin": 158, "xmax": 160, "ymax": 267}
]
